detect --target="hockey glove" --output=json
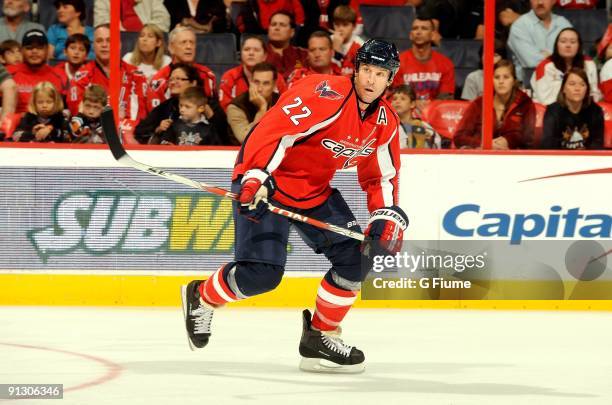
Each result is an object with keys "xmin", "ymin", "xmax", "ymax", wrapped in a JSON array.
[
  {"xmin": 238, "ymin": 169, "xmax": 276, "ymax": 221},
  {"xmin": 363, "ymin": 206, "xmax": 408, "ymax": 256}
]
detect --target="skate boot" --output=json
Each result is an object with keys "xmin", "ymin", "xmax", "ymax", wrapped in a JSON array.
[
  {"xmin": 181, "ymin": 280, "xmax": 215, "ymax": 350},
  {"xmin": 298, "ymin": 309, "xmax": 365, "ymax": 373}
]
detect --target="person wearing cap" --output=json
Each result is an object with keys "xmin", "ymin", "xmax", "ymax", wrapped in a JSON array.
[
  {"xmin": 0, "ymin": 0, "xmax": 45, "ymax": 44},
  {"xmin": 7, "ymin": 29, "xmax": 66, "ymax": 113},
  {"xmin": 47, "ymin": 0, "xmax": 95, "ymax": 61}
]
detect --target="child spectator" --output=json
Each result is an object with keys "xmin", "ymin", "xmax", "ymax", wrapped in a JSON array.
[
  {"xmin": 159, "ymin": 86, "xmax": 223, "ymax": 146},
  {"xmin": 541, "ymin": 67, "xmax": 604, "ymax": 149},
  {"xmin": 330, "ymin": 5, "xmax": 364, "ymax": 77},
  {"xmin": 69, "ymin": 84, "xmax": 107, "ymax": 143},
  {"xmin": 455, "ymin": 60, "xmax": 535, "ymax": 149},
  {"xmin": 391, "ymin": 84, "xmax": 444, "ymax": 149},
  {"xmin": 531, "ymin": 28, "xmax": 601, "ymax": 105},
  {"xmin": 0, "ymin": 40, "xmax": 22, "ymax": 65},
  {"xmin": 54, "ymin": 33, "xmax": 90, "ymax": 83},
  {"xmin": 47, "ymin": 0, "xmax": 95, "ymax": 60},
  {"xmin": 122, "ymin": 24, "xmax": 171, "ymax": 80},
  {"xmin": 12, "ymin": 81, "xmax": 67, "ymax": 142}
]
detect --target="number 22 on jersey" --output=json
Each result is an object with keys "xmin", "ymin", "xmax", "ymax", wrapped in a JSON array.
[{"xmin": 282, "ymin": 97, "xmax": 312, "ymax": 126}]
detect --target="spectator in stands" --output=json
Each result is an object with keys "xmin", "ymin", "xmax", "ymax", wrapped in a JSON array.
[
  {"xmin": 0, "ymin": 0, "xmax": 45, "ymax": 44},
  {"xmin": 227, "ymin": 62, "xmax": 280, "ymax": 143},
  {"xmin": 600, "ymin": 34, "xmax": 612, "ymax": 103},
  {"xmin": 159, "ymin": 86, "xmax": 225, "ymax": 145},
  {"xmin": 219, "ymin": 35, "xmax": 286, "ymax": 111},
  {"xmin": 94, "ymin": 0, "xmax": 170, "ymax": 32},
  {"xmin": 147, "ymin": 26, "xmax": 216, "ymax": 112},
  {"xmin": 136, "ymin": 63, "xmax": 202, "ymax": 143},
  {"xmin": 66, "ymin": 24, "xmax": 110, "ymax": 115},
  {"xmin": 391, "ymin": 84, "xmax": 443, "ymax": 149},
  {"xmin": 265, "ymin": 11, "xmax": 307, "ymax": 80},
  {"xmin": 54, "ymin": 33, "xmax": 89, "ymax": 83},
  {"xmin": 119, "ymin": 62, "xmax": 149, "ymax": 122},
  {"xmin": 47, "ymin": 0, "xmax": 94, "ymax": 61},
  {"xmin": 0, "ymin": 64, "xmax": 17, "ymax": 124},
  {"xmin": 123, "ymin": 24, "xmax": 171, "ymax": 80},
  {"xmin": 254, "ymin": 0, "xmax": 304, "ymax": 31},
  {"xmin": 541, "ymin": 67, "xmax": 604, "ymax": 149},
  {"xmin": 507, "ymin": 0, "xmax": 572, "ymax": 80},
  {"xmin": 331, "ymin": 5, "xmax": 364, "ymax": 77},
  {"xmin": 392, "ymin": 17, "xmax": 455, "ymax": 110},
  {"xmin": 299, "ymin": 0, "xmax": 362, "ymax": 47},
  {"xmin": 165, "ymin": 0, "xmax": 227, "ymax": 33},
  {"xmin": 409, "ymin": 0, "xmax": 484, "ymax": 39},
  {"xmin": 555, "ymin": 0, "xmax": 596, "ymax": 9},
  {"xmin": 461, "ymin": 41, "xmax": 506, "ymax": 101},
  {"xmin": 0, "ymin": 40, "xmax": 22, "ymax": 65},
  {"xmin": 8, "ymin": 29, "xmax": 66, "ymax": 114},
  {"xmin": 531, "ymin": 28, "xmax": 601, "ymax": 105},
  {"xmin": 288, "ymin": 31, "xmax": 341, "ymax": 87},
  {"xmin": 455, "ymin": 60, "xmax": 535, "ymax": 149},
  {"xmin": 69, "ymin": 84, "xmax": 107, "ymax": 143},
  {"xmin": 12, "ymin": 81, "xmax": 67, "ymax": 142},
  {"xmin": 496, "ymin": 0, "xmax": 530, "ymax": 43}
]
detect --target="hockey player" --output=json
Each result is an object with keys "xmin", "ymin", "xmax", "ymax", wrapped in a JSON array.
[{"xmin": 181, "ymin": 39, "xmax": 407, "ymax": 373}]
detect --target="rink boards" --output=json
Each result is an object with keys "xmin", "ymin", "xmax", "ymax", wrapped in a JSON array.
[{"xmin": 0, "ymin": 147, "xmax": 610, "ymax": 309}]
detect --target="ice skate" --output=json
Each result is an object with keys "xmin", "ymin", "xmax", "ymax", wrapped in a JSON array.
[
  {"xmin": 181, "ymin": 280, "xmax": 215, "ymax": 350},
  {"xmin": 298, "ymin": 309, "xmax": 365, "ymax": 373}
]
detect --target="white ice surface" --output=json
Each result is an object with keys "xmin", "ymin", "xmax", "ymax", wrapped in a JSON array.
[{"xmin": 1, "ymin": 307, "xmax": 611, "ymax": 405}]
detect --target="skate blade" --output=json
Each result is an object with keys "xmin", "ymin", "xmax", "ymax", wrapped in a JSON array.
[
  {"xmin": 299, "ymin": 357, "xmax": 365, "ymax": 374},
  {"xmin": 180, "ymin": 285, "xmax": 197, "ymax": 352}
]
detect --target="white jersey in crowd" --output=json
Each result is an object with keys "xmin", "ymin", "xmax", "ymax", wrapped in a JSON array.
[{"xmin": 530, "ymin": 58, "xmax": 601, "ymax": 105}]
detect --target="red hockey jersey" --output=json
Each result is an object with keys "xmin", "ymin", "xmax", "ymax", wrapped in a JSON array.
[
  {"xmin": 218, "ymin": 65, "xmax": 287, "ymax": 111},
  {"xmin": 287, "ymin": 65, "xmax": 342, "ymax": 87},
  {"xmin": 120, "ymin": 63, "xmax": 148, "ymax": 122},
  {"xmin": 8, "ymin": 63, "xmax": 67, "ymax": 113},
  {"xmin": 147, "ymin": 63, "xmax": 216, "ymax": 112},
  {"xmin": 392, "ymin": 49, "xmax": 455, "ymax": 102},
  {"xmin": 66, "ymin": 61, "xmax": 109, "ymax": 115},
  {"xmin": 233, "ymin": 74, "xmax": 401, "ymax": 211},
  {"xmin": 556, "ymin": 0, "xmax": 596, "ymax": 8}
]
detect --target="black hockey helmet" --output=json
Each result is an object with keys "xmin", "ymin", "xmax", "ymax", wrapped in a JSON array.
[{"xmin": 355, "ymin": 39, "xmax": 400, "ymax": 81}]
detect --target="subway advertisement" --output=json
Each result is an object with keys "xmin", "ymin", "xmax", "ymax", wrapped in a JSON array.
[{"xmin": 0, "ymin": 149, "xmax": 610, "ymax": 299}]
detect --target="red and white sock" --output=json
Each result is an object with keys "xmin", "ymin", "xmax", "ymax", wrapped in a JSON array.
[
  {"xmin": 311, "ymin": 278, "xmax": 359, "ymax": 331},
  {"xmin": 199, "ymin": 264, "xmax": 239, "ymax": 307}
]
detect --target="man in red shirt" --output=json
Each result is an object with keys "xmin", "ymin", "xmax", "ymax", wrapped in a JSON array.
[
  {"xmin": 146, "ymin": 26, "xmax": 216, "ymax": 111},
  {"xmin": 255, "ymin": 0, "xmax": 304, "ymax": 30},
  {"xmin": 287, "ymin": 31, "xmax": 341, "ymax": 87},
  {"xmin": 66, "ymin": 24, "xmax": 111, "ymax": 115},
  {"xmin": 219, "ymin": 35, "xmax": 287, "ymax": 111},
  {"xmin": 181, "ymin": 40, "xmax": 408, "ymax": 374},
  {"xmin": 265, "ymin": 11, "xmax": 307, "ymax": 80},
  {"xmin": 392, "ymin": 17, "xmax": 455, "ymax": 109},
  {"xmin": 7, "ymin": 29, "xmax": 66, "ymax": 113}
]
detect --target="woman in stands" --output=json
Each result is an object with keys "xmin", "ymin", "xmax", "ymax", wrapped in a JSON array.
[
  {"xmin": 134, "ymin": 63, "xmax": 201, "ymax": 144},
  {"xmin": 541, "ymin": 67, "xmax": 604, "ymax": 149},
  {"xmin": 219, "ymin": 35, "xmax": 286, "ymax": 111},
  {"xmin": 599, "ymin": 26, "xmax": 612, "ymax": 103},
  {"xmin": 123, "ymin": 24, "xmax": 171, "ymax": 80},
  {"xmin": 47, "ymin": 0, "xmax": 94, "ymax": 60},
  {"xmin": 455, "ymin": 59, "xmax": 535, "ymax": 149},
  {"xmin": 531, "ymin": 27, "xmax": 601, "ymax": 105}
]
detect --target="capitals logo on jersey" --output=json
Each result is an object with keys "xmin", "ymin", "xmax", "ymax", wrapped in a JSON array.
[
  {"xmin": 321, "ymin": 138, "xmax": 376, "ymax": 169},
  {"xmin": 315, "ymin": 80, "xmax": 343, "ymax": 100}
]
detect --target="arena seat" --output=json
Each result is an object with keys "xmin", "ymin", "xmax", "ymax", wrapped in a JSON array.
[
  {"xmin": 533, "ymin": 102, "xmax": 547, "ymax": 147},
  {"xmin": 437, "ymin": 39, "xmax": 481, "ymax": 70},
  {"xmin": 360, "ymin": 5, "xmax": 415, "ymax": 39},
  {"xmin": 208, "ymin": 63, "xmax": 240, "ymax": 84},
  {"xmin": 523, "ymin": 67, "xmax": 536, "ymax": 89},
  {"xmin": 421, "ymin": 100, "xmax": 469, "ymax": 141},
  {"xmin": 598, "ymin": 102, "xmax": 612, "ymax": 148},
  {"xmin": 555, "ymin": 9, "xmax": 608, "ymax": 42},
  {"xmin": 0, "ymin": 112, "xmax": 23, "ymax": 141},
  {"xmin": 119, "ymin": 119, "xmax": 138, "ymax": 145}
]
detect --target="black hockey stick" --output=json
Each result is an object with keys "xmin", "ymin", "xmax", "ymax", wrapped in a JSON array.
[{"xmin": 101, "ymin": 107, "xmax": 365, "ymax": 241}]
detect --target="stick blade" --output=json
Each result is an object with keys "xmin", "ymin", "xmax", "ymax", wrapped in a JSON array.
[{"xmin": 101, "ymin": 107, "xmax": 126, "ymax": 160}]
